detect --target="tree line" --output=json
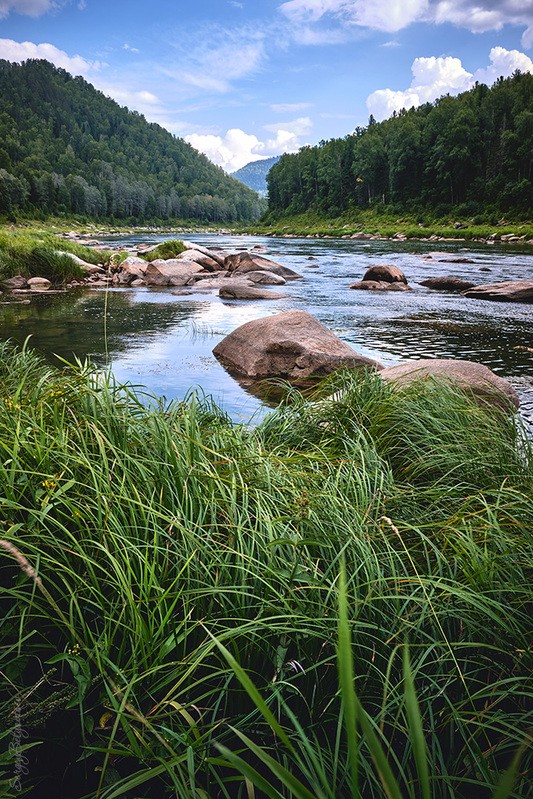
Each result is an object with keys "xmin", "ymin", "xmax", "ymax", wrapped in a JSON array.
[
  {"xmin": 0, "ymin": 59, "xmax": 263, "ymax": 223},
  {"xmin": 266, "ymin": 72, "xmax": 533, "ymax": 219}
]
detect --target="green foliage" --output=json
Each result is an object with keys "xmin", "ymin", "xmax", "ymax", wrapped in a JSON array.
[
  {"xmin": 0, "ymin": 59, "xmax": 262, "ymax": 224},
  {"xmin": 266, "ymin": 73, "xmax": 533, "ymax": 219},
  {"xmin": 141, "ymin": 239, "xmax": 187, "ymax": 261},
  {"xmin": 0, "ymin": 229, "xmax": 100, "ymax": 283},
  {"xmin": 0, "ymin": 349, "xmax": 531, "ymax": 797}
]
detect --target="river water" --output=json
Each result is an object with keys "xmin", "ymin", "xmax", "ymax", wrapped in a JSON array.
[{"xmin": 1, "ymin": 233, "xmax": 532, "ymax": 425}]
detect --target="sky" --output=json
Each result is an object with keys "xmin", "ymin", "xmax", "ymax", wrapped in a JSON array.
[{"xmin": 1, "ymin": 1, "xmax": 533, "ymax": 172}]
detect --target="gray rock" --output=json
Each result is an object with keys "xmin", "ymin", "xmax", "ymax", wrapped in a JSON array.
[
  {"xmin": 246, "ymin": 270, "xmax": 287, "ymax": 285},
  {"xmin": 182, "ymin": 241, "xmax": 226, "ymax": 267},
  {"xmin": 225, "ymin": 251, "xmax": 302, "ymax": 280},
  {"xmin": 178, "ymin": 250, "xmax": 222, "ymax": 272},
  {"xmin": 213, "ymin": 310, "xmax": 383, "ymax": 379},
  {"xmin": 462, "ymin": 280, "xmax": 533, "ymax": 303},
  {"xmin": 380, "ymin": 359, "xmax": 519, "ymax": 412},
  {"xmin": 420, "ymin": 276, "xmax": 476, "ymax": 291},
  {"xmin": 143, "ymin": 260, "xmax": 205, "ymax": 287}
]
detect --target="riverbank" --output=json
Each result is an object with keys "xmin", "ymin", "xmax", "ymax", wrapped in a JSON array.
[
  {"xmin": 5, "ymin": 210, "xmax": 533, "ymax": 247},
  {"xmin": 250, "ymin": 209, "xmax": 533, "ymax": 244},
  {"xmin": 0, "ymin": 342, "xmax": 531, "ymax": 798}
]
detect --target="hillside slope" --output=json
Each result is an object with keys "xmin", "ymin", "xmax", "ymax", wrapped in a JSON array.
[
  {"xmin": 231, "ymin": 156, "xmax": 280, "ymax": 196},
  {"xmin": 0, "ymin": 59, "xmax": 261, "ymax": 222}
]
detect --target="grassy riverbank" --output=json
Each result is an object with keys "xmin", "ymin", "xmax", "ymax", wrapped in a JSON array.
[
  {"xmin": 252, "ymin": 209, "xmax": 533, "ymax": 242},
  {"xmin": 1, "ymin": 343, "xmax": 531, "ymax": 798}
]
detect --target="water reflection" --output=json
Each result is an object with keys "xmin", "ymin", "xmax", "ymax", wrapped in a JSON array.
[{"xmin": 1, "ymin": 234, "xmax": 532, "ymax": 422}]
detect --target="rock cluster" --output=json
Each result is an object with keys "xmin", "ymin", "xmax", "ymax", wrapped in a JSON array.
[
  {"xmin": 0, "ymin": 245, "xmax": 303, "ymax": 302},
  {"xmin": 213, "ymin": 313, "xmax": 519, "ymax": 413}
]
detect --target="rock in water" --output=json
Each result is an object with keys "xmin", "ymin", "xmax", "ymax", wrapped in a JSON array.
[
  {"xmin": 143, "ymin": 260, "xmax": 204, "ymax": 286},
  {"xmin": 224, "ymin": 251, "xmax": 303, "ymax": 280},
  {"xmin": 419, "ymin": 277, "xmax": 476, "ymax": 291},
  {"xmin": 349, "ymin": 280, "xmax": 410, "ymax": 291},
  {"xmin": 246, "ymin": 270, "xmax": 287, "ymax": 285},
  {"xmin": 219, "ymin": 285, "xmax": 288, "ymax": 300},
  {"xmin": 213, "ymin": 310, "xmax": 383, "ymax": 379},
  {"xmin": 380, "ymin": 359, "xmax": 519, "ymax": 412},
  {"xmin": 362, "ymin": 265, "xmax": 407, "ymax": 284},
  {"xmin": 462, "ymin": 280, "xmax": 533, "ymax": 303}
]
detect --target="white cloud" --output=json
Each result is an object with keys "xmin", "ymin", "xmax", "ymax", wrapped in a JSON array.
[
  {"xmin": 123, "ymin": 43, "xmax": 140, "ymax": 54},
  {"xmin": 186, "ymin": 129, "xmax": 265, "ymax": 172},
  {"xmin": 279, "ymin": 0, "xmax": 533, "ymax": 48},
  {"xmin": 0, "ymin": 0, "xmax": 54, "ymax": 19},
  {"xmin": 264, "ymin": 116, "xmax": 312, "ymax": 135},
  {"xmin": 0, "ymin": 38, "xmax": 103, "ymax": 76},
  {"xmin": 367, "ymin": 46, "xmax": 533, "ymax": 121},
  {"xmin": 186, "ymin": 119, "xmax": 312, "ymax": 171}
]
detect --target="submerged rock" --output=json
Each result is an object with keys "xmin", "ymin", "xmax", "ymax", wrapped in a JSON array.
[
  {"xmin": 380, "ymin": 359, "xmax": 519, "ymax": 412},
  {"xmin": 349, "ymin": 280, "xmax": 410, "ymax": 291},
  {"xmin": 213, "ymin": 310, "xmax": 383, "ymax": 379}
]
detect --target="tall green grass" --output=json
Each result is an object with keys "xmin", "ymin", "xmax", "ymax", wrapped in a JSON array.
[
  {"xmin": 0, "ymin": 346, "xmax": 531, "ymax": 797},
  {"xmin": 0, "ymin": 230, "xmax": 109, "ymax": 286}
]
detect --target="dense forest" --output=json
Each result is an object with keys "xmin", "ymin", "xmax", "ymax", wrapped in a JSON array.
[
  {"xmin": 0, "ymin": 59, "xmax": 262, "ymax": 223},
  {"xmin": 266, "ymin": 72, "xmax": 533, "ymax": 219}
]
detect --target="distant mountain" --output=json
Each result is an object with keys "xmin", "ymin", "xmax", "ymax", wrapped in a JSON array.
[
  {"xmin": 0, "ymin": 59, "xmax": 262, "ymax": 222},
  {"xmin": 231, "ymin": 156, "xmax": 281, "ymax": 196}
]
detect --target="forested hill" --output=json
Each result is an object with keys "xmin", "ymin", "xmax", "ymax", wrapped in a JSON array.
[
  {"xmin": 231, "ymin": 156, "xmax": 281, "ymax": 196},
  {"xmin": 0, "ymin": 59, "xmax": 262, "ymax": 222},
  {"xmin": 267, "ymin": 72, "xmax": 533, "ymax": 219}
]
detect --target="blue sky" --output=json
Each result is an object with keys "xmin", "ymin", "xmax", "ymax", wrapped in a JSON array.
[{"xmin": 1, "ymin": 1, "xmax": 533, "ymax": 171}]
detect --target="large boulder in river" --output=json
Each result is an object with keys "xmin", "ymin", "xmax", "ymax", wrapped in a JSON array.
[
  {"xmin": 363, "ymin": 265, "xmax": 407, "ymax": 284},
  {"xmin": 143, "ymin": 259, "xmax": 205, "ymax": 287},
  {"xmin": 420, "ymin": 276, "xmax": 475, "ymax": 292},
  {"xmin": 178, "ymin": 250, "xmax": 222, "ymax": 272},
  {"xmin": 213, "ymin": 310, "xmax": 383, "ymax": 379},
  {"xmin": 462, "ymin": 280, "xmax": 533, "ymax": 303},
  {"xmin": 225, "ymin": 251, "xmax": 302, "ymax": 280},
  {"xmin": 182, "ymin": 240, "xmax": 226, "ymax": 268},
  {"xmin": 380, "ymin": 359, "xmax": 519, "ymax": 412}
]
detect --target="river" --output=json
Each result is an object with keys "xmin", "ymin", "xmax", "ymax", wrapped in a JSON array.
[{"xmin": 1, "ymin": 233, "xmax": 532, "ymax": 425}]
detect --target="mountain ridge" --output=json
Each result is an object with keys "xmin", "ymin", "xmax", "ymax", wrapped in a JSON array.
[{"xmin": 0, "ymin": 58, "xmax": 262, "ymax": 222}]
